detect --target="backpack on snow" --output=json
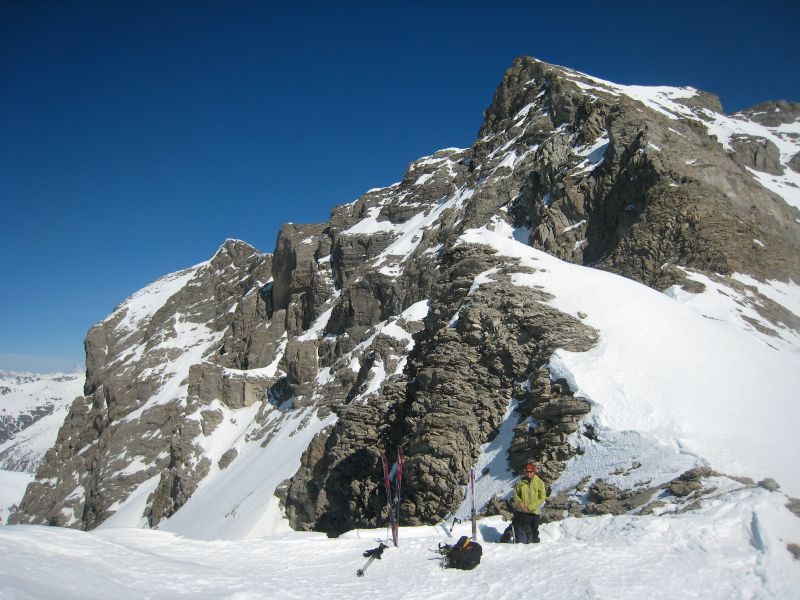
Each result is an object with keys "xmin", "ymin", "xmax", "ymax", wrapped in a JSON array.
[
  {"xmin": 439, "ymin": 535, "xmax": 482, "ymax": 570},
  {"xmin": 499, "ymin": 523, "xmax": 515, "ymax": 543}
]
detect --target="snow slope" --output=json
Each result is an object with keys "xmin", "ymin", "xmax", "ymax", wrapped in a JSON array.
[
  {"xmin": 115, "ymin": 406, "xmax": 337, "ymax": 540},
  {"xmin": 0, "ymin": 470, "xmax": 32, "ymax": 526},
  {"xmin": 460, "ymin": 223, "xmax": 800, "ymax": 497}
]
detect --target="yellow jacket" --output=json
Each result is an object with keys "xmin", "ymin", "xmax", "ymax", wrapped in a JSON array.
[{"xmin": 514, "ymin": 475, "xmax": 546, "ymax": 514}]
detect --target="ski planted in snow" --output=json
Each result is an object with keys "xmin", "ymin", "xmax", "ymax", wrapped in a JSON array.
[
  {"xmin": 394, "ymin": 446, "xmax": 404, "ymax": 545},
  {"xmin": 470, "ymin": 468, "xmax": 477, "ymax": 541},
  {"xmin": 381, "ymin": 452, "xmax": 398, "ymax": 547}
]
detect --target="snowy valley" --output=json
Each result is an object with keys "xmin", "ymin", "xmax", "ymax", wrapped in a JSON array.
[{"xmin": 0, "ymin": 370, "xmax": 84, "ymax": 526}]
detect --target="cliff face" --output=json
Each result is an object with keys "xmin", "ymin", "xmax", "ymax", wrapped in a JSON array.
[
  {"xmin": 12, "ymin": 57, "xmax": 800, "ymax": 535},
  {"xmin": 485, "ymin": 59, "xmax": 800, "ymax": 286}
]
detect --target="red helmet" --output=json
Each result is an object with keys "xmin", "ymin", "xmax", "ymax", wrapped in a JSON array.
[{"xmin": 524, "ymin": 463, "xmax": 537, "ymax": 474}]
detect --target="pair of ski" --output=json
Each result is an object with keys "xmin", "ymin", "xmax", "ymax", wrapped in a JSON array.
[
  {"xmin": 380, "ymin": 447, "xmax": 404, "ymax": 547},
  {"xmin": 358, "ymin": 457, "xmax": 479, "ymax": 577},
  {"xmin": 357, "ymin": 448, "xmax": 404, "ymax": 577},
  {"xmin": 376, "ymin": 460, "xmax": 477, "ymax": 546}
]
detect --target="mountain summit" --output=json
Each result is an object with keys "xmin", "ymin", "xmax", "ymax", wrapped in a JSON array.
[{"xmin": 11, "ymin": 58, "xmax": 800, "ymax": 542}]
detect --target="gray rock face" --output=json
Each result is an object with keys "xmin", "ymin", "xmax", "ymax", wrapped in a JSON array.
[
  {"xmin": 12, "ymin": 240, "xmax": 277, "ymax": 527},
  {"xmin": 737, "ymin": 100, "xmax": 800, "ymax": 127},
  {"xmin": 483, "ymin": 57, "xmax": 800, "ymax": 289},
  {"xmin": 790, "ymin": 152, "xmax": 800, "ymax": 174},
  {"xmin": 12, "ymin": 57, "xmax": 800, "ymax": 535},
  {"xmin": 283, "ymin": 242, "xmax": 599, "ymax": 533},
  {"xmin": 729, "ymin": 135, "xmax": 784, "ymax": 175}
]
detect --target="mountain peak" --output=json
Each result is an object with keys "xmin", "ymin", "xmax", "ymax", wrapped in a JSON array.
[
  {"xmin": 213, "ymin": 238, "xmax": 261, "ymax": 259},
  {"xmin": 481, "ymin": 55, "xmax": 727, "ymax": 139},
  {"xmin": 735, "ymin": 99, "xmax": 800, "ymax": 126}
]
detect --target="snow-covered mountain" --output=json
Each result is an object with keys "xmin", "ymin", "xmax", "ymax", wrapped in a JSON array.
[
  {"xmin": 0, "ymin": 370, "xmax": 84, "ymax": 524},
  {"xmin": 4, "ymin": 57, "xmax": 799, "ymax": 597},
  {"xmin": 0, "ymin": 370, "xmax": 84, "ymax": 472}
]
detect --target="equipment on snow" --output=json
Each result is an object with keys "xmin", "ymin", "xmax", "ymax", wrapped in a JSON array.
[
  {"xmin": 470, "ymin": 468, "xmax": 477, "ymax": 541},
  {"xmin": 380, "ymin": 447, "xmax": 404, "ymax": 547},
  {"xmin": 356, "ymin": 543, "xmax": 387, "ymax": 577},
  {"xmin": 499, "ymin": 523, "xmax": 516, "ymax": 544},
  {"xmin": 448, "ymin": 517, "xmax": 461, "ymax": 535},
  {"xmin": 381, "ymin": 452, "xmax": 397, "ymax": 547},
  {"xmin": 437, "ymin": 535, "xmax": 482, "ymax": 570},
  {"xmin": 395, "ymin": 447, "xmax": 403, "ymax": 546}
]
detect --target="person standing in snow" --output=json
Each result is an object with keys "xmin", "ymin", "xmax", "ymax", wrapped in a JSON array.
[{"xmin": 512, "ymin": 463, "xmax": 546, "ymax": 543}]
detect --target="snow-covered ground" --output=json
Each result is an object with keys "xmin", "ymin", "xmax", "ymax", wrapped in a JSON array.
[{"xmin": 0, "ymin": 485, "xmax": 797, "ymax": 599}]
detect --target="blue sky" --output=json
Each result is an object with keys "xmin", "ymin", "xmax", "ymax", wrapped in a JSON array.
[{"xmin": 2, "ymin": 1, "xmax": 799, "ymax": 372}]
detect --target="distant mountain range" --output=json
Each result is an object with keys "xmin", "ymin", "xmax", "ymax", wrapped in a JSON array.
[
  {"xmin": 0, "ymin": 369, "xmax": 83, "ymax": 525},
  {"xmin": 0, "ymin": 369, "xmax": 84, "ymax": 473},
  {"xmin": 8, "ymin": 57, "xmax": 799, "ymax": 543}
]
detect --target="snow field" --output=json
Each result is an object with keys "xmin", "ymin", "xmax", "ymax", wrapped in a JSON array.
[
  {"xmin": 1, "ymin": 484, "xmax": 797, "ymax": 599},
  {"xmin": 0, "ymin": 470, "xmax": 32, "ymax": 525}
]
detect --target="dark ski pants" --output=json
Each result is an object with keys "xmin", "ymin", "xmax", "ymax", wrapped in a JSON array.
[{"xmin": 512, "ymin": 511, "xmax": 540, "ymax": 544}]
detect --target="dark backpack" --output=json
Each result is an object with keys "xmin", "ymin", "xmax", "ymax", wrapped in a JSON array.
[
  {"xmin": 442, "ymin": 536, "xmax": 482, "ymax": 570},
  {"xmin": 499, "ymin": 523, "xmax": 515, "ymax": 543}
]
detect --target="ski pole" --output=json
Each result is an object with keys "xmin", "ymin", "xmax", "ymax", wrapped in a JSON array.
[
  {"xmin": 381, "ymin": 453, "xmax": 397, "ymax": 547},
  {"xmin": 395, "ymin": 446, "xmax": 404, "ymax": 546},
  {"xmin": 449, "ymin": 517, "xmax": 461, "ymax": 535},
  {"xmin": 356, "ymin": 543, "xmax": 387, "ymax": 577},
  {"xmin": 470, "ymin": 468, "xmax": 477, "ymax": 541}
]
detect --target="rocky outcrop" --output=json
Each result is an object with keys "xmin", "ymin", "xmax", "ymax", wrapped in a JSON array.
[
  {"xmin": 738, "ymin": 100, "xmax": 800, "ymax": 127},
  {"xmin": 729, "ymin": 135, "xmax": 784, "ymax": 175},
  {"xmin": 541, "ymin": 467, "xmax": 722, "ymax": 521},
  {"xmin": 508, "ymin": 369, "xmax": 592, "ymax": 483},
  {"xmin": 283, "ymin": 242, "xmax": 599, "ymax": 533}
]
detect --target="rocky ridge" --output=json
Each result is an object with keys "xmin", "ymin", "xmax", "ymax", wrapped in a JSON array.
[{"xmin": 11, "ymin": 57, "xmax": 800, "ymax": 535}]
